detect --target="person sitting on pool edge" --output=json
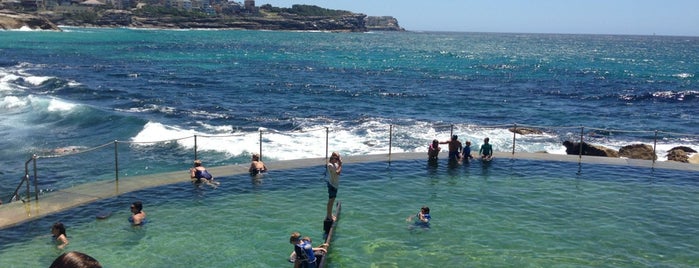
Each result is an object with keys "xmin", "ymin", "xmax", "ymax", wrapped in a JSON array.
[
  {"xmin": 479, "ymin": 137, "xmax": 493, "ymax": 161},
  {"xmin": 129, "ymin": 201, "xmax": 147, "ymax": 226}
]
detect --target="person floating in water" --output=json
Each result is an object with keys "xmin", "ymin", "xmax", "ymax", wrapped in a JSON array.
[
  {"xmin": 407, "ymin": 206, "xmax": 431, "ymax": 229},
  {"xmin": 440, "ymin": 135, "xmax": 463, "ymax": 161},
  {"xmin": 248, "ymin": 153, "xmax": 268, "ymax": 176},
  {"xmin": 427, "ymin": 139, "xmax": 441, "ymax": 160},
  {"xmin": 51, "ymin": 222, "xmax": 69, "ymax": 250},
  {"xmin": 129, "ymin": 201, "xmax": 147, "ymax": 226},
  {"xmin": 190, "ymin": 159, "xmax": 219, "ymax": 187},
  {"xmin": 479, "ymin": 137, "xmax": 493, "ymax": 161}
]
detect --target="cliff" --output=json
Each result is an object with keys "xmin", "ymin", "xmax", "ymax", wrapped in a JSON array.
[
  {"xmin": 3, "ymin": 8, "xmax": 403, "ymax": 32},
  {"xmin": 0, "ymin": 10, "xmax": 61, "ymax": 30}
]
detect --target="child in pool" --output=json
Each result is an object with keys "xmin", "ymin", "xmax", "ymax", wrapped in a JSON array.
[{"xmin": 51, "ymin": 222, "xmax": 69, "ymax": 249}]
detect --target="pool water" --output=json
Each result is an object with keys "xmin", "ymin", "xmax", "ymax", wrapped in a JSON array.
[{"xmin": 1, "ymin": 158, "xmax": 698, "ymax": 267}]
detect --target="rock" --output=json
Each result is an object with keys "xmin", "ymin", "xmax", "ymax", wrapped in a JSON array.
[
  {"xmin": 619, "ymin": 143, "xmax": 656, "ymax": 161},
  {"xmin": 666, "ymin": 149, "xmax": 689, "ymax": 163},
  {"xmin": 668, "ymin": 146, "xmax": 697, "ymax": 154},
  {"xmin": 0, "ymin": 10, "xmax": 60, "ymax": 30},
  {"xmin": 364, "ymin": 16, "xmax": 404, "ymax": 31},
  {"xmin": 562, "ymin": 141, "xmax": 619, "ymax": 157},
  {"xmin": 509, "ymin": 127, "xmax": 543, "ymax": 135},
  {"xmin": 689, "ymin": 154, "xmax": 699, "ymax": 164}
]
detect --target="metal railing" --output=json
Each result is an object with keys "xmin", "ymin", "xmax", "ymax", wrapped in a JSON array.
[{"xmin": 7, "ymin": 123, "xmax": 697, "ymax": 203}]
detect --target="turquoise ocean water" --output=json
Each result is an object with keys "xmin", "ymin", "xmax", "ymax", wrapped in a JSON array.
[{"xmin": 0, "ymin": 28, "xmax": 698, "ymax": 267}]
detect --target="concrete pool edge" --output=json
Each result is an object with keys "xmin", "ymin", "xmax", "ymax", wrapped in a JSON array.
[{"xmin": 1, "ymin": 152, "xmax": 697, "ymax": 230}]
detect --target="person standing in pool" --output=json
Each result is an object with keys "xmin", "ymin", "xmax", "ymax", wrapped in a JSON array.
[
  {"xmin": 326, "ymin": 152, "xmax": 342, "ymax": 221},
  {"xmin": 427, "ymin": 139, "xmax": 441, "ymax": 160},
  {"xmin": 51, "ymin": 222, "xmax": 69, "ymax": 250},
  {"xmin": 249, "ymin": 153, "xmax": 268, "ymax": 176},
  {"xmin": 129, "ymin": 201, "xmax": 147, "ymax": 226},
  {"xmin": 479, "ymin": 137, "xmax": 493, "ymax": 160},
  {"xmin": 440, "ymin": 135, "xmax": 463, "ymax": 161}
]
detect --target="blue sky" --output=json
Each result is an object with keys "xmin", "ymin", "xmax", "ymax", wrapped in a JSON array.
[{"xmin": 258, "ymin": 0, "xmax": 699, "ymax": 36}]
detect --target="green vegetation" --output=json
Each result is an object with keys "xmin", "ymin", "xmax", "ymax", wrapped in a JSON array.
[
  {"xmin": 133, "ymin": 6, "xmax": 209, "ymax": 18},
  {"xmin": 259, "ymin": 4, "xmax": 352, "ymax": 17},
  {"xmin": 64, "ymin": 11, "xmax": 99, "ymax": 23}
]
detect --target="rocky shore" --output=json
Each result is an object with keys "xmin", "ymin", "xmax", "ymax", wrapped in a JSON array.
[
  {"xmin": 0, "ymin": 10, "xmax": 61, "ymax": 30},
  {"xmin": 1, "ymin": 9, "xmax": 403, "ymax": 32},
  {"xmin": 510, "ymin": 127, "xmax": 699, "ymax": 164}
]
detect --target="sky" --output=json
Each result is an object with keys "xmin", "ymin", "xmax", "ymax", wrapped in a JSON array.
[{"xmin": 258, "ymin": 0, "xmax": 699, "ymax": 36}]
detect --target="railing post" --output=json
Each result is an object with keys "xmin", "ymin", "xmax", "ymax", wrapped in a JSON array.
[
  {"xmin": 194, "ymin": 135, "xmax": 198, "ymax": 161},
  {"xmin": 114, "ymin": 140, "xmax": 119, "ymax": 182},
  {"xmin": 24, "ymin": 156, "xmax": 31, "ymax": 202},
  {"xmin": 579, "ymin": 126, "xmax": 584, "ymax": 160},
  {"xmin": 325, "ymin": 127, "xmax": 329, "ymax": 162},
  {"xmin": 32, "ymin": 155, "xmax": 38, "ymax": 201},
  {"xmin": 388, "ymin": 124, "xmax": 393, "ymax": 164},
  {"xmin": 512, "ymin": 123, "xmax": 517, "ymax": 155},
  {"xmin": 653, "ymin": 130, "xmax": 658, "ymax": 164},
  {"xmin": 259, "ymin": 130, "xmax": 263, "ymax": 161}
]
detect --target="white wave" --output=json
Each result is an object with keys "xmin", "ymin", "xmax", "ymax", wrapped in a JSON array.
[
  {"xmin": 0, "ymin": 96, "xmax": 30, "ymax": 110},
  {"xmin": 22, "ymin": 75, "xmax": 54, "ymax": 86},
  {"xmin": 673, "ymin": 73, "xmax": 694, "ymax": 79},
  {"xmin": 47, "ymin": 98, "xmax": 76, "ymax": 112}
]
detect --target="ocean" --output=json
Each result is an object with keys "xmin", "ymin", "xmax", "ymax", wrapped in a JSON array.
[
  {"xmin": 1, "ymin": 28, "xmax": 698, "ymax": 195},
  {"xmin": 0, "ymin": 27, "xmax": 698, "ymax": 267}
]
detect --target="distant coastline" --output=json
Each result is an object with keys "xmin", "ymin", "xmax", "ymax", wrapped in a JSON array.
[{"xmin": 0, "ymin": 3, "xmax": 404, "ymax": 32}]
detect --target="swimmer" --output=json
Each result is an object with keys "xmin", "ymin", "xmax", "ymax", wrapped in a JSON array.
[
  {"xmin": 190, "ymin": 159, "xmax": 219, "ymax": 187},
  {"xmin": 51, "ymin": 222, "xmax": 69, "ymax": 250},
  {"xmin": 128, "ymin": 201, "xmax": 147, "ymax": 226},
  {"xmin": 248, "ymin": 153, "xmax": 268, "ymax": 176}
]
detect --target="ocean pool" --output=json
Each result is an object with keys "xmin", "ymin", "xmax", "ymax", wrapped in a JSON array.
[{"xmin": 1, "ymin": 158, "xmax": 698, "ymax": 267}]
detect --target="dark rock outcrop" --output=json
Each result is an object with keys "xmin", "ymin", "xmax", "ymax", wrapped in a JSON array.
[
  {"xmin": 509, "ymin": 127, "xmax": 543, "ymax": 135},
  {"xmin": 364, "ymin": 16, "xmax": 403, "ymax": 31},
  {"xmin": 562, "ymin": 141, "xmax": 619, "ymax": 157},
  {"xmin": 667, "ymin": 149, "xmax": 689, "ymax": 163},
  {"xmin": 0, "ymin": 10, "xmax": 60, "ymax": 30},
  {"xmin": 619, "ymin": 143, "xmax": 656, "ymax": 161},
  {"xmin": 668, "ymin": 146, "xmax": 697, "ymax": 154}
]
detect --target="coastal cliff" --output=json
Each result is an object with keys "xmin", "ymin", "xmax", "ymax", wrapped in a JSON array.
[
  {"xmin": 1, "ymin": 8, "xmax": 403, "ymax": 32},
  {"xmin": 0, "ymin": 10, "xmax": 60, "ymax": 30}
]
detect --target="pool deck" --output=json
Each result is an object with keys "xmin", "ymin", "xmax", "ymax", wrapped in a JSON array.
[{"xmin": 1, "ymin": 152, "xmax": 697, "ymax": 230}]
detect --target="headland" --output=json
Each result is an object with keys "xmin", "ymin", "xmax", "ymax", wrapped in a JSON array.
[{"xmin": 0, "ymin": 2, "xmax": 404, "ymax": 31}]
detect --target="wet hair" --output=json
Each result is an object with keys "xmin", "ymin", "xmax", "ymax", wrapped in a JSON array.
[
  {"xmin": 52, "ymin": 222, "xmax": 67, "ymax": 237},
  {"xmin": 252, "ymin": 153, "xmax": 260, "ymax": 160},
  {"xmin": 421, "ymin": 206, "xmax": 430, "ymax": 214},
  {"xmin": 289, "ymin": 232, "xmax": 301, "ymax": 244},
  {"xmin": 50, "ymin": 251, "xmax": 102, "ymax": 268},
  {"xmin": 193, "ymin": 160, "xmax": 202, "ymax": 167},
  {"xmin": 484, "ymin": 137, "xmax": 490, "ymax": 142},
  {"xmin": 452, "ymin": 135, "xmax": 458, "ymax": 140},
  {"xmin": 131, "ymin": 201, "xmax": 143, "ymax": 212}
]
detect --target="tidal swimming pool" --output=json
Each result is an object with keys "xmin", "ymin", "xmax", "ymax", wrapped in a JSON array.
[{"xmin": 1, "ymin": 158, "xmax": 698, "ymax": 267}]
